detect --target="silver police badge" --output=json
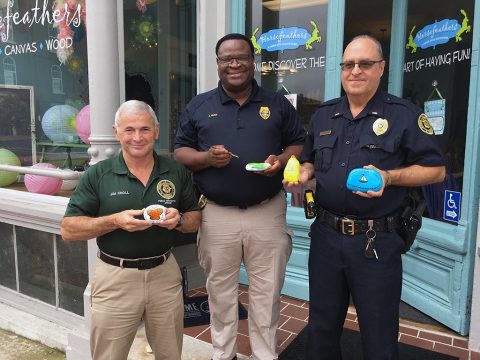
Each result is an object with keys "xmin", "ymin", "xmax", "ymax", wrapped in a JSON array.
[{"xmin": 372, "ymin": 118, "xmax": 388, "ymax": 136}]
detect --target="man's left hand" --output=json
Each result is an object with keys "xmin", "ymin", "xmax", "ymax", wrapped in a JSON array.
[
  {"xmin": 352, "ymin": 164, "xmax": 388, "ymax": 198},
  {"xmin": 257, "ymin": 154, "xmax": 281, "ymax": 177},
  {"xmin": 153, "ymin": 207, "xmax": 182, "ymax": 230}
]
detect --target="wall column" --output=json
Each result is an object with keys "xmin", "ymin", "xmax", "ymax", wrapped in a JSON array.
[{"xmin": 66, "ymin": 1, "xmax": 123, "ymax": 358}]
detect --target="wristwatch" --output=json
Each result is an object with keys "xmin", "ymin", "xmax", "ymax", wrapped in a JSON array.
[{"xmin": 176, "ymin": 212, "xmax": 185, "ymax": 228}]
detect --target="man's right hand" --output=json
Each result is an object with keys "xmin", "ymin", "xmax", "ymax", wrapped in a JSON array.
[
  {"xmin": 206, "ymin": 145, "xmax": 232, "ymax": 168},
  {"xmin": 283, "ymin": 162, "xmax": 313, "ymax": 188},
  {"xmin": 114, "ymin": 209, "xmax": 153, "ymax": 232}
]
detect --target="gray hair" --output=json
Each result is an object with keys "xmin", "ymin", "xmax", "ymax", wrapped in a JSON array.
[
  {"xmin": 347, "ymin": 35, "xmax": 383, "ymax": 59},
  {"xmin": 114, "ymin": 100, "xmax": 158, "ymax": 127}
]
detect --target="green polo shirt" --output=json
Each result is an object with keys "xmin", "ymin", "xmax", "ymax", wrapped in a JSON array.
[{"xmin": 64, "ymin": 152, "xmax": 199, "ymax": 258}]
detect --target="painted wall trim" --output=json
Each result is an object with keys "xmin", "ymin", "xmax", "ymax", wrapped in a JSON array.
[
  {"xmin": 231, "ymin": 0, "xmax": 246, "ymax": 34},
  {"xmin": 388, "ymin": 0, "xmax": 407, "ymax": 96},
  {"xmin": 324, "ymin": 0, "xmax": 344, "ymax": 100},
  {"xmin": 197, "ymin": 0, "xmax": 232, "ymax": 93}
]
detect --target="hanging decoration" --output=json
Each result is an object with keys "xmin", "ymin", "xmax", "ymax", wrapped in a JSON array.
[
  {"xmin": 25, "ymin": 163, "xmax": 63, "ymax": 195},
  {"xmin": 52, "ymin": 0, "xmax": 87, "ymax": 64},
  {"xmin": 136, "ymin": 0, "xmax": 147, "ymax": 13},
  {"xmin": 136, "ymin": 0, "xmax": 157, "ymax": 13},
  {"xmin": 68, "ymin": 54, "xmax": 83, "ymax": 74},
  {"xmin": 0, "ymin": 148, "xmax": 21, "ymax": 187},
  {"xmin": 130, "ymin": 16, "xmax": 160, "ymax": 48},
  {"xmin": 41, "ymin": 104, "xmax": 80, "ymax": 143},
  {"xmin": 75, "ymin": 105, "xmax": 91, "ymax": 144}
]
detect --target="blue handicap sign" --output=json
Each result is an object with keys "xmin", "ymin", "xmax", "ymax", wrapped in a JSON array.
[{"xmin": 443, "ymin": 190, "xmax": 461, "ymax": 223}]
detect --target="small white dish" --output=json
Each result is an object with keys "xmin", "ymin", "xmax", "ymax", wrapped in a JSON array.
[
  {"xmin": 245, "ymin": 162, "xmax": 271, "ymax": 172},
  {"xmin": 144, "ymin": 204, "xmax": 166, "ymax": 223}
]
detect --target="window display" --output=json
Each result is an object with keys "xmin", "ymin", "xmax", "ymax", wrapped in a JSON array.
[
  {"xmin": 246, "ymin": 0, "xmax": 328, "ymax": 207},
  {"xmin": 403, "ymin": 1, "xmax": 473, "ymax": 223},
  {"xmin": 0, "ymin": 0, "xmax": 89, "ymax": 183}
]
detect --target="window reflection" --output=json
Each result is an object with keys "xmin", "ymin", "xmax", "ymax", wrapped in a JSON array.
[
  {"xmin": 16, "ymin": 226, "xmax": 56, "ymax": 306},
  {"xmin": 57, "ymin": 235, "xmax": 88, "ymax": 316},
  {"xmin": 0, "ymin": 223, "xmax": 16, "ymax": 290},
  {"xmin": 246, "ymin": 0, "xmax": 328, "ymax": 207},
  {"xmin": 403, "ymin": 0, "xmax": 472, "ymax": 222},
  {"xmin": 123, "ymin": 0, "xmax": 197, "ymax": 153},
  {"xmin": 0, "ymin": 0, "xmax": 89, "ymax": 186},
  {"xmin": 3, "ymin": 57, "xmax": 17, "ymax": 85}
]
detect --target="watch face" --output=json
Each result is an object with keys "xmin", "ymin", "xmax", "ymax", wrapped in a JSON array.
[{"xmin": 176, "ymin": 213, "xmax": 184, "ymax": 228}]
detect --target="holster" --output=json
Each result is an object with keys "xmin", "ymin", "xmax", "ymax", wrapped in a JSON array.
[
  {"xmin": 398, "ymin": 199, "xmax": 426, "ymax": 253},
  {"xmin": 303, "ymin": 190, "xmax": 316, "ymax": 219}
]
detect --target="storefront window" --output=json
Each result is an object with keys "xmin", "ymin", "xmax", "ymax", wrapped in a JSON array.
[
  {"xmin": 123, "ymin": 0, "xmax": 197, "ymax": 153},
  {"xmin": 344, "ymin": 0, "xmax": 391, "ymax": 92},
  {"xmin": 246, "ymin": 0, "xmax": 328, "ymax": 207},
  {"xmin": 0, "ymin": 0, "xmax": 90, "ymax": 189},
  {"xmin": 0, "ymin": 222, "xmax": 15, "ymax": 290},
  {"xmin": 403, "ymin": 0, "xmax": 473, "ymax": 223},
  {"xmin": 0, "ymin": 225, "xmax": 88, "ymax": 316}
]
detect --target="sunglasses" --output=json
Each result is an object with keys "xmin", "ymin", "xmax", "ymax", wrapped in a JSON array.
[{"xmin": 339, "ymin": 60, "xmax": 384, "ymax": 71}]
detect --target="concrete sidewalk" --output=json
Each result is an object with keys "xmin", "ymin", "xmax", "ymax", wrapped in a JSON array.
[
  {"xmin": 0, "ymin": 325, "xmax": 248, "ymax": 360},
  {"xmin": 0, "ymin": 300, "xmax": 248, "ymax": 360},
  {"xmin": 0, "ymin": 328, "xmax": 65, "ymax": 360}
]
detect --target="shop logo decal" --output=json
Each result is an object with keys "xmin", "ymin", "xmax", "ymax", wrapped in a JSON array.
[
  {"xmin": 406, "ymin": 9, "xmax": 471, "ymax": 53},
  {"xmin": 251, "ymin": 20, "xmax": 322, "ymax": 53}
]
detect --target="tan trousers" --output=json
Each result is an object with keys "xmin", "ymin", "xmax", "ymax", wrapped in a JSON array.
[
  {"xmin": 90, "ymin": 254, "xmax": 183, "ymax": 360},
  {"xmin": 198, "ymin": 191, "xmax": 292, "ymax": 360}
]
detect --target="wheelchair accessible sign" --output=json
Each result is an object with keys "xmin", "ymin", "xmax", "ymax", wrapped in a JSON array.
[{"xmin": 443, "ymin": 190, "xmax": 461, "ymax": 223}]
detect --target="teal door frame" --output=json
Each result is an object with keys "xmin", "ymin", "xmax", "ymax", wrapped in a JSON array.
[{"xmin": 231, "ymin": 0, "xmax": 480, "ymax": 335}]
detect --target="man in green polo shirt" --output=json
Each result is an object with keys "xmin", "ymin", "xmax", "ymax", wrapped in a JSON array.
[{"xmin": 61, "ymin": 100, "xmax": 201, "ymax": 360}]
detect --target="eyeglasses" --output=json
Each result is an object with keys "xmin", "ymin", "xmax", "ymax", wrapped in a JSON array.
[
  {"xmin": 339, "ymin": 60, "xmax": 384, "ymax": 71},
  {"xmin": 217, "ymin": 54, "xmax": 253, "ymax": 65}
]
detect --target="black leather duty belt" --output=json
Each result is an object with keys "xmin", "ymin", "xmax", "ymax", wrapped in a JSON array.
[
  {"xmin": 98, "ymin": 250, "xmax": 171, "ymax": 270},
  {"xmin": 316, "ymin": 206, "xmax": 400, "ymax": 236}
]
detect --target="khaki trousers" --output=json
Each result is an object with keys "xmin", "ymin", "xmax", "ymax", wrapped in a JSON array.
[
  {"xmin": 90, "ymin": 254, "xmax": 183, "ymax": 360},
  {"xmin": 198, "ymin": 192, "xmax": 292, "ymax": 360}
]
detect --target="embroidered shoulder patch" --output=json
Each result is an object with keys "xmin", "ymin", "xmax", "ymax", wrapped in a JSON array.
[{"xmin": 418, "ymin": 113, "xmax": 434, "ymax": 135}]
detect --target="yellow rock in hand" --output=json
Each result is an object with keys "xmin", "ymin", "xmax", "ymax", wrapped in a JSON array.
[{"xmin": 283, "ymin": 155, "xmax": 300, "ymax": 182}]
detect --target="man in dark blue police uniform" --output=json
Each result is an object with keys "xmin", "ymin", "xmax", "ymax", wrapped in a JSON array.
[
  {"xmin": 285, "ymin": 35, "xmax": 445, "ymax": 359},
  {"xmin": 174, "ymin": 33, "xmax": 305, "ymax": 360},
  {"xmin": 61, "ymin": 100, "xmax": 201, "ymax": 360}
]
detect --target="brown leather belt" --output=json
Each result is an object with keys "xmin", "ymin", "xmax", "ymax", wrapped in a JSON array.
[
  {"xmin": 316, "ymin": 206, "xmax": 400, "ymax": 236},
  {"xmin": 98, "ymin": 250, "xmax": 171, "ymax": 270}
]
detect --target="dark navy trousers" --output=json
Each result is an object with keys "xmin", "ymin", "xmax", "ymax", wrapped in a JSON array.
[{"xmin": 306, "ymin": 220, "xmax": 404, "ymax": 360}]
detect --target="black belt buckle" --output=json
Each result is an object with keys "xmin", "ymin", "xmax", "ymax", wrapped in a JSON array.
[
  {"xmin": 341, "ymin": 217, "xmax": 355, "ymax": 235},
  {"xmin": 137, "ymin": 253, "xmax": 167, "ymax": 270},
  {"xmin": 137, "ymin": 258, "xmax": 154, "ymax": 270}
]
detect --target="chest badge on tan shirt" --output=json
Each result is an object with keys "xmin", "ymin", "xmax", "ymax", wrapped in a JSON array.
[
  {"xmin": 259, "ymin": 106, "xmax": 271, "ymax": 120},
  {"xmin": 418, "ymin": 113, "xmax": 434, "ymax": 135},
  {"xmin": 372, "ymin": 118, "xmax": 388, "ymax": 136},
  {"xmin": 157, "ymin": 180, "xmax": 175, "ymax": 200}
]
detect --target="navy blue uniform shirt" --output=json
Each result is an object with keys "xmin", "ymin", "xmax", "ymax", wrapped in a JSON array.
[
  {"xmin": 300, "ymin": 90, "xmax": 445, "ymax": 218},
  {"xmin": 175, "ymin": 79, "xmax": 305, "ymax": 207}
]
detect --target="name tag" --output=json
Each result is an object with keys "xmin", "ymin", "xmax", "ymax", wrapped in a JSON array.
[{"xmin": 320, "ymin": 130, "xmax": 332, "ymax": 136}]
